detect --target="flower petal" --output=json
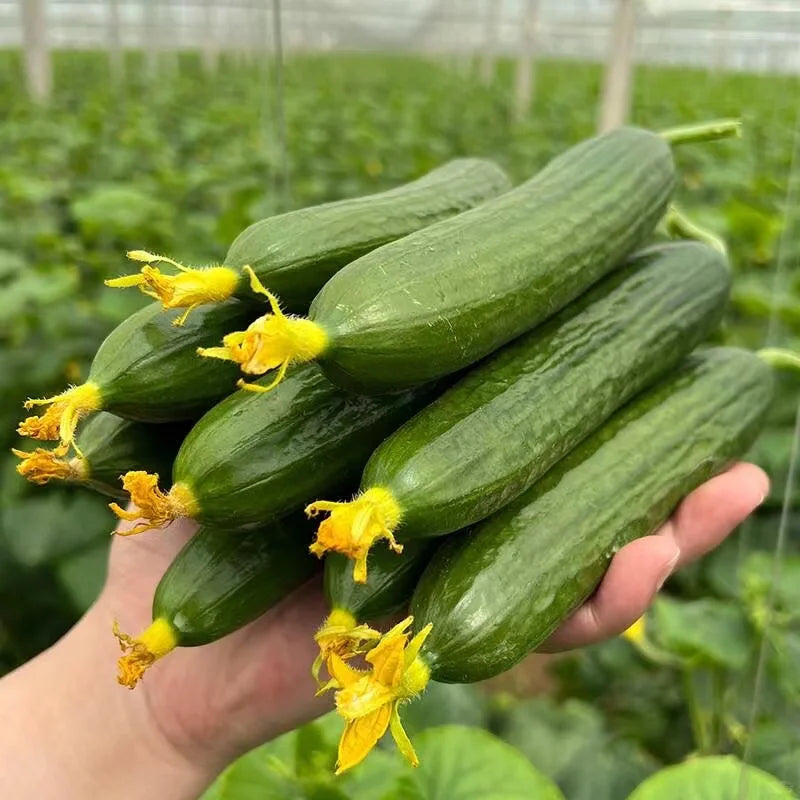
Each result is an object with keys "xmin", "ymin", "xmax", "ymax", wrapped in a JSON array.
[
  {"xmin": 390, "ymin": 703, "xmax": 419, "ymax": 768},
  {"xmin": 335, "ymin": 703, "xmax": 392, "ymax": 775}
]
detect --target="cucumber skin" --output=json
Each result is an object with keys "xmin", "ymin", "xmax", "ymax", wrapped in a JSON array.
[
  {"xmin": 412, "ymin": 348, "xmax": 773, "ymax": 683},
  {"xmin": 363, "ymin": 241, "xmax": 730, "ymax": 539},
  {"xmin": 225, "ymin": 159, "xmax": 512, "ymax": 312},
  {"xmin": 91, "ymin": 301, "xmax": 254, "ymax": 422},
  {"xmin": 312, "ymin": 127, "xmax": 675, "ymax": 393},
  {"xmin": 153, "ymin": 519, "xmax": 317, "ymax": 647},
  {"xmin": 76, "ymin": 413, "xmax": 190, "ymax": 500},
  {"xmin": 173, "ymin": 365, "xmax": 438, "ymax": 531},
  {"xmin": 324, "ymin": 539, "xmax": 437, "ymax": 622}
]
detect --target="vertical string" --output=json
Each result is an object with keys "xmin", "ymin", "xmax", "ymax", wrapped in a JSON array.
[
  {"xmin": 765, "ymin": 105, "xmax": 800, "ymax": 347},
  {"xmin": 738, "ymin": 105, "xmax": 800, "ymax": 798}
]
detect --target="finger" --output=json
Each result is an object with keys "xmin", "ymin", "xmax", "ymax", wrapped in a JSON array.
[
  {"xmin": 668, "ymin": 462, "xmax": 768, "ymax": 567},
  {"xmin": 540, "ymin": 534, "xmax": 679, "ymax": 651}
]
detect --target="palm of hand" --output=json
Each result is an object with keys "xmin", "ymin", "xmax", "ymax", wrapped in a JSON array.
[{"xmin": 102, "ymin": 518, "xmax": 331, "ymax": 768}]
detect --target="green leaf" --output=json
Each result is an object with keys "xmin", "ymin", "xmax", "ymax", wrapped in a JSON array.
[
  {"xmin": 750, "ymin": 722, "xmax": 800, "ymax": 794},
  {"xmin": 495, "ymin": 697, "xmax": 657, "ymax": 800},
  {"xmin": 53, "ymin": 538, "xmax": 109, "ymax": 612},
  {"xmin": 400, "ymin": 681, "xmax": 489, "ymax": 737},
  {"xmin": 651, "ymin": 597, "xmax": 753, "ymax": 670},
  {"xmin": 627, "ymin": 756, "xmax": 796, "ymax": 799},
  {"xmin": 391, "ymin": 725, "xmax": 565, "ymax": 800},
  {"xmin": 1, "ymin": 490, "xmax": 112, "ymax": 566}
]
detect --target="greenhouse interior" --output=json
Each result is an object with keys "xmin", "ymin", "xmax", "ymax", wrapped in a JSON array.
[{"xmin": 1, "ymin": 1, "xmax": 800, "ymax": 798}]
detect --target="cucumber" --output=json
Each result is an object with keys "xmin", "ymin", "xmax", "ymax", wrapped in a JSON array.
[
  {"xmin": 107, "ymin": 159, "xmax": 511, "ymax": 318},
  {"xmin": 17, "ymin": 300, "xmax": 254, "ymax": 449},
  {"xmin": 411, "ymin": 347, "xmax": 773, "ymax": 684},
  {"xmin": 110, "ymin": 364, "xmax": 437, "ymax": 535},
  {"xmin": 324, "ymin": 539, "xmax": 437, "ymax": 623},
  {"xmin": 201, "ymin": 127, "xmax": 675, "ymax": 394},
  {"xmin": 314, "ymin": 540, "xmax": 437, "ymax": 681},
  {"xmin": 306, "ymin": 241, "xmax": 729, "ymax": 580},
  {"xmin": 13, "ymin": 412, "xmax": 189, "ymax": 500},
  {"xmin": 113, "ymin": 518, "xmax": 316, "ymax": 688}
]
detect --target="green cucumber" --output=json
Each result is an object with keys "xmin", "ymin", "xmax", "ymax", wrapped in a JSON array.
[
  {"xmin": 108, "ymin": 159, "xmax": 511, "ymax": 316},
  {"xmin": 314, "ymin": 540, "xmax": 438, "ymax": 682},
  {"xmin": 18, "ymin": 300, "xmax": 254, "ymax": 449},
  {"xmin": 307, "ymin": 241, "xmax": 729, "ymax": 579},
  {"xmin": 14, "ymin": 412, "xmax": 189, "ymax": 500},
  {"xmin": 207, "ymin": 127, "xmax": 675, "ymax": 394},
  {"xmin": 114, "ymin": 518, "xmax": 316, "ymax": 688},
  {"xmin": 411, "ymin": 347, "xmax": 773, "ymax": 684},
  {"xmin": 225, "ymin": 159, "xmax": 511, "ymax": 310},
  {"xmin": 111, "ymin": 364, "xmax": 437, "ymax": 534},
  {"xmin": 324, "ymin": 539, "xmax": 437, "ymax": 623}
]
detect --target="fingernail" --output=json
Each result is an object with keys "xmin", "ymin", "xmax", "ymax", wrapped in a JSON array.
[{"xmin": 656, "ymin": 545, "xmax": 681, "ymax": 591}]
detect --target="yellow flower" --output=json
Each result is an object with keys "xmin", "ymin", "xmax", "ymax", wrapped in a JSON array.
[
  {"xmin": 197, "ymin": 267, "xmax": 328, "ymax": 393},
  {"xmin": 331, "ymin": 616, "xmax": 432, "ymax": 774},
  {"xmin": 17, "ymin": 383, "xmax": 102, "ymax": 451},
  {"xmin": 306, "ymin": 488, "xmax": 403, "ymax": 583},
  {"xmin": 312, "ymin": 608, "xmax": 382, "ymax": 686},
  {"xmin": 105, "ymin": 251, "xmax": 239, "ymax": 325},
  {"xmin": 12, "ymin": 445, "xmax": 86, "ymax": 485},
  {"xmin": 622, "ymin": 616, "xmax": 646, "ymax": 645},
  {"xmin": 108, "ymin": 471, "xmax": 198, "ymax": 535},
  {"xmin": 113, "ymin": 618, "xmax": 178, "ymax": 688}
]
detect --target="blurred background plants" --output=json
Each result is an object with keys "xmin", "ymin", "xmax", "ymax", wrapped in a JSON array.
[{"xmin": 2, "ymin": 0, "xmax": 800, "ymax": 796}]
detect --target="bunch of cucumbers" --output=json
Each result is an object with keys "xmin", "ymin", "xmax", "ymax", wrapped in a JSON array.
[{"xmin": 14, "ymin": 122, "xmax": 784, "ymax": 773}]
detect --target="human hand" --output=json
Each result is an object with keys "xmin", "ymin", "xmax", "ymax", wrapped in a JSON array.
[
  {"xmin": 0, "ymin": 462, "xmax": 767, "ymax": 799},
  {"xmin": 103, "ymin": 461, "xmax": 768, "ymax": 769}
]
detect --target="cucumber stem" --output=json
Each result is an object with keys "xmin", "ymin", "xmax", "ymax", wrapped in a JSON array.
[
  {"xmin": 663, "ymin": 205, "xmax": 728, "ymax": 257},
  {"xmin": 757, "ymin": 348, "xmax": 800, "ymax": 372},
  {"xmin": 660, "ymin": 118, "xmax": 742, "ymax": 146}
]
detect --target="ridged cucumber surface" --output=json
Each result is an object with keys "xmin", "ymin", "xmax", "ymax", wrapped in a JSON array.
[
  {"xmin": 172, "ymin": 365, "xmax": 437, "ymax": 530},
  {"xmin": 324, "ymin": 539, "xmax": 437, "ymax": 622},
  {"xmin": 412, "ymin": 347, "xmax": 773, "ymax": 683},
  {"xmin": 311, "ymin": 241, "xmax": 729, "ymax": 568},
  {"xmin": 310, "ymin": 127, "xmax": 675, "ymax": 392},
  {"xmin": 78, "ymin": 413, "xmax": 189, "ymax": 499},
  {"xmin": 225, "ymin": 159, "xmax": 511, "ymax": 311},
  {"xmin": 93, "ymin": 300, "xmax": 253, "ymax": 420},
  {"xmin": 154, "ymin": 520, "xmax": 316, "ymax": 647}
]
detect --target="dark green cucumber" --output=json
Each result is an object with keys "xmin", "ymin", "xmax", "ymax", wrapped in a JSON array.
[
  {"xmin": 308, "ymin": 127, "xmax": 675, "ymax": 393},
  {"xmin": 154, "ymin": 520, "xmax": 316, "ymax": 647},
  {"xmin": 324, "ymin": 539, "xmax": 437, "ymax": 622},
  {"xmin": 115, "ymin": 518, "xmax": 317, "ymax": 687},
  {"xmin": 14, "ymin": 413, "xmax": 188, "ymax": 499},
  {"xmin": 75, "ymin": 411, "xmax": 189, "ymax": 499},
  {"xmin": 18, "ymin": 300, "xmax": 254, "ymax": 451},
  {"xmin": 411, "ymin": 347, "xmax": 773, "ymax": 683},
  {"xmin": 324, "ymin": 241, "xmax": 729, "ymax": 549},
  {"xmin": 226, "ymin": 159, "xmax": 511, "ymax": 311},
  {"xmin": 75, "ymin": 413, "xmax": 189, "ymax": 500},
  {"xmin": 91, "ymin": 300, "xmax": 252, "ymax": 420},
  {"xmin": 169, "ymin": 365, "xmax": 437, "ymax": 531}
]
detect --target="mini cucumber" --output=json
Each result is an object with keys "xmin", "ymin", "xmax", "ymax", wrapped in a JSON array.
[
  {"xmin": 17, "ymin": 300, "xmax": 254, "ymax": 450},
  {"xmin": 110, "ymin": 364, "xmax": 437, "ymax": 534},
  {"xmin": 314, "ymin": 540, "xmax": 438, "ymax": 682},
  {"xmin": 324, "ymin": 540, "xmax": 437, "ymax": 623},
  {"xmin": 411, "ymin": 347, "xmax": 773, "ymax": 684},
  {"xmin": 201, "ymin": 127, "xmax": 675, "ymax": 394},
  {"xmin": 107, "ymin": 159, "xmax": 511, "ymax": 316},
  {"xmin": 13, "ymin": 412, "xmax": 189, "ymax": 500},
  {"xmin": 306, "ymin": 241, "xmax": 729, "ymax": 581},
  {"xmin": 113, "ymin": 518, "xmax": 316, "ymax": 688}
]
